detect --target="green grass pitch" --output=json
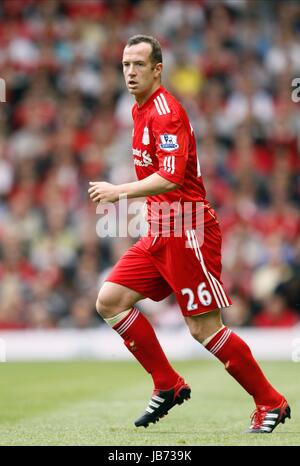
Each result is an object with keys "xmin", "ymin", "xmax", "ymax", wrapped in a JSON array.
[{"xmin": 0, "ymin": 360, "xmax": 298, "ymax": 446}]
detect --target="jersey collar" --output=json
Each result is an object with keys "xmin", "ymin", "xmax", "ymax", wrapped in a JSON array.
[{"xmin": 136, "ymin": 85, "xmax": 165, "ymax": 113}]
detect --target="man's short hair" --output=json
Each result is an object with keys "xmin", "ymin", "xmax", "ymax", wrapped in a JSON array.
[{"xmin": 126, "ymin": 35, "xmax": 162, "ymax": 65}]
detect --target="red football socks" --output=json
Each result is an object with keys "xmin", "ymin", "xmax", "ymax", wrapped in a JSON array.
[
  {"xmin": 205, "ymin": 327, "xmax": 283, "ymax": 406},
  {"xmin": 113, "ymin": 307, "xmax": 179, "ymax": 390}
]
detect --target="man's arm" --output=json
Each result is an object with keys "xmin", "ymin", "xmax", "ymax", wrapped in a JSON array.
[{"xmin": 88, "ymin": 172, "xmax": 179, "ymax": 204}]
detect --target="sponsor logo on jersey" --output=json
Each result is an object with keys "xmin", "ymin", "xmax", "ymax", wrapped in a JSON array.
[
  {"xmin": 142, "ymin": 126, "xmax": 150, "ymax": 145},
  {"xmin": 132, "ymin": 148, "xmax": 153, "ymax": 167},
  {"xmin": 159, "ymin": 134, "xmax": 179, "ymax": 152}
]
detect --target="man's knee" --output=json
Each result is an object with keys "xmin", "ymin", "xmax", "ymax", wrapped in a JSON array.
[
  {"xmin": 185, "ymin": 310, "xmax": 223, "ymax": 343},
  {"xmin": 188, "ymin": 321, "xmax": 206, "ymax": 342},
  {"xmin": 96, "ymin": 288, "xmax": 119, "ymax": 319},
  {"xmin": 95, "ymin": 282, "xmax": 141, "ymax": 319}
]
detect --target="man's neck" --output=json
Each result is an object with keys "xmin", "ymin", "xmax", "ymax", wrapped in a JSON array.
[{"xmin": 136, "ymin": 83, "xmax": 161, "ymax": 107}]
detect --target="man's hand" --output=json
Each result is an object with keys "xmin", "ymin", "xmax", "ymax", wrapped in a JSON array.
[
  {"xmin": 88, "ymin": 173, "xmax": 179, "ymax": 204},
  {"xmin": 88, "ymin": 181, "xmax": 120, "ymax": 204}
]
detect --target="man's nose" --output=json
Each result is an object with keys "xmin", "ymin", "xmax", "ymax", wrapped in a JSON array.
[{"xmin": 128, "ymin": 65, "xmax": 137, "ymax": 75}]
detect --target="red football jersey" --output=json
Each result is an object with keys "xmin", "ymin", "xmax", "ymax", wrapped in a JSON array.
[{"xmin": 131, "ymin": 85, "xmax": 217, "ymax": 234}]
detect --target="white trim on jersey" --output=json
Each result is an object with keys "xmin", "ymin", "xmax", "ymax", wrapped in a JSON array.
[
  {"xmin": 156, "ymin": 95, "xmax": 167, "ymax": 114},
  {"xmin": 163, "ymin": 156, "xmax": 167, "ymax": 171},
  {"xmin": 163, "ymin": 155, "xmax": 175, "ymax": 174},
  {"xmin": 154, "ymin": 98, "xmax": 162, "ymax": 115},
  {"xmin": 159, "ymin": 93, "xmax": 171, "ymax": 113},
  {"xmin": 171, "ymin": 155, "xmax": 175, "ymax": 174},
  {"xmin": 210, "ymin": 274, "xmax": 231, "ymax": 309},
  {"xmin": 186, "ymin": 230, "xmax": 222, "ymax": 309},
  {"xmin": 154, "ymin": 93, "xmax": 171, "ymax": 115},
  {"xmin": 193, "ymin": 230, "xmax": 230, "ymax": 307},
  {"xmin": 186, "ymin": 230, "xmax": 230, "ymax": 309}
]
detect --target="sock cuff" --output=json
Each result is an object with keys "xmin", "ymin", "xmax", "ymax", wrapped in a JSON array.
[
  {"xmin": 104, "ymin": 309, "xmax": 131, "ymax": 327},
  {"xmin": 205, "ymin": 326, "xmax": 232, "ymax": 355},
  {"xmin": 113, "ymin": 307, "xmax": 140, "ymax": 335},
  {"xmin": 202, "ymin": 325, "xmax": 225, "ymax": 346}
]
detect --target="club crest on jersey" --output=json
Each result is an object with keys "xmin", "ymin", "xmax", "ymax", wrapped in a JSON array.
[
  {"xmin": 142, "ymin": 126, "xmax": 150, "ymax": 145},
  {"xmin": 159, "ymin": 134, "xmax": 179, "ymax": 152}
]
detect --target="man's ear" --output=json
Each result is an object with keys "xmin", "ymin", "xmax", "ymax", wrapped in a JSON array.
[{"xmin": 154, "ymin": 63, "xmax": 163, "ymax": 79}]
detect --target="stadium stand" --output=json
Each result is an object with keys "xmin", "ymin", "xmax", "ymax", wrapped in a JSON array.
[{"xmin": 0, "ymin": 0, "xmax": 299, "ymax": 330}]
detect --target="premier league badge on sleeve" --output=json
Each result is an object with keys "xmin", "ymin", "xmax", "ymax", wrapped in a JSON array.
[{"xmin": 159, "ymin": 134, "xmax": 179, "ymax": 151}]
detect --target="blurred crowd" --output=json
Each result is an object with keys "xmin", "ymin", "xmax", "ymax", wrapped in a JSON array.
[{"xmin": 0, "ymin": 0, "xmax": 299, "ymax": 330}]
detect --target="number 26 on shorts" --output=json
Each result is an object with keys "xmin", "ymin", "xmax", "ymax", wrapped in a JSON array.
[{"xmin": 181, "ymin": 282, "xmax": 212, "ymax": 311}]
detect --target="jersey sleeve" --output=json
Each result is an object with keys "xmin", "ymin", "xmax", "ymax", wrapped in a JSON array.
[{"xmin": 152, "ymin": 111, "xmax": 189, "ymax": 186}]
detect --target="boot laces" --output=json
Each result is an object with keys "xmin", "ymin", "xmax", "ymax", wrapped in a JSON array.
[{"xmin": 250, "ymin": 407, "xmax": 267, "ymax": 429}]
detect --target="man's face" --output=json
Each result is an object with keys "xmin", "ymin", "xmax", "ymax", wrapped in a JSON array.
[{"xmin": 122, "ymin": 42, "xmax": 162, "ymax": 101}]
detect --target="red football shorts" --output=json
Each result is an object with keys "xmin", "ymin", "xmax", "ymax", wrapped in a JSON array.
[{"xmin": 105, "ymin": 223, "xmax": 232, "ymax": 316}]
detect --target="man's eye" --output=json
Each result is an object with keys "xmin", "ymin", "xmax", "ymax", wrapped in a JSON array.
[{"xmin": 123, "ymin": 62, "xmax": 144, "ymax": 68}]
